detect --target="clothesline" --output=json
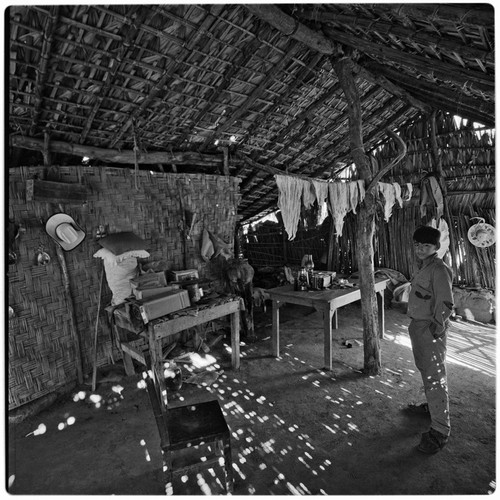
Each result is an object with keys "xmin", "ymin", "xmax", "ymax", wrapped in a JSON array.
[{"xmin": 275, "ymin": 174, "xmax": 414, "ymax": 240}]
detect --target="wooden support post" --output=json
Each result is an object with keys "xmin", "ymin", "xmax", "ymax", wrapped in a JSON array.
[
  {"xmin": 222, "ymin": 147, "xmax": 230, "ymax": 176},
  {"xmin": 42, "ymin": 137, "xmax": 85, "ymax": 384},
  {"xmin": 333, "ymin": 55, "xmax": 381, "ymax": 375},
  {"xmin": 327, "ymin": 216, "xmax": 336, "ymax": 271},
  {"xmin": 54, "ymin": 225, "xmax": 85, "ymax": 384}
]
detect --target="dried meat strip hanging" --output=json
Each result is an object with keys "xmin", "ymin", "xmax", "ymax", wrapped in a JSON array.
[
  {"xmin": 276, "ymin": 174, "xmax": 302, "ymax": 240},
  {"xmin": 378, "ymin": 182, "xmax": 397, "ymax": 222},
  {"xmin": 393, "ymin": 182, "xmax": 403, "ymax": 207},
  {"xmin": 301, "ymin": 179, "xmax": 316, "ymax": 209},
  {"xmin": 328, "ymin": 182, "xmax": 350, "ymax": 236},
  {"xmin": 312, "ymin": 180, "xmax": 329, "ymax": 225}
]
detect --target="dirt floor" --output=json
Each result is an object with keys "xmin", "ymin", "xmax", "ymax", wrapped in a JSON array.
[{"xmin": 7, "ymin": 300, "xmax": 496, "ymax": 495}]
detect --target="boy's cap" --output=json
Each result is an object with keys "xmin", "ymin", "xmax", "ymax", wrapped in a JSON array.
[{"xmin": 413, "ymin": 226, "xmax": 441, "ymax": 246}]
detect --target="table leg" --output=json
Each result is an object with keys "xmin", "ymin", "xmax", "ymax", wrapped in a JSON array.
[
  {"xmin": 272, "ymin": 300, "xmax": 280, "ymax": 357},
  {"xmin": 230, "ymin": 310, "xmax": 240, "ymax": 370},
  {"xmin": 323, "ymin": 307, "xmax": 335, "ymax": 371},
  {"xmin": 332, "ymin": 309, "xmax": 338, "ymax": 329},
  {"xmin": 377, "ymin": 291, "xmax": 385, "ymax": 339},
  {"xmin": 149, "ymin": 327, "xmax": 168, "ymax": 409},
  {"xmin": 122, "ymin": 349, "xmax": 136, "ymax": 376}
]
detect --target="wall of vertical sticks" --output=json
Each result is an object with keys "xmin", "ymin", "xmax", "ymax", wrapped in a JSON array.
[{"xmin": 8, "ymin": 166, "xmax": 241, "ymax": 410}]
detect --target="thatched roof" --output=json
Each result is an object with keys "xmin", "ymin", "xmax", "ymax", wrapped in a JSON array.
[{"xmin": 8, "ymin": 4, "xmax": 495, "ymax": 223}]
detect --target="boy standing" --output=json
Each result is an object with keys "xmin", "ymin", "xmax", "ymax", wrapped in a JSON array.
[{"xmin": 407, "ymin": 226, "xmax": 454, "ymax": 454}]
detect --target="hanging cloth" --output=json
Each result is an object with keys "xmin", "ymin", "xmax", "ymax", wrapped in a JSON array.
[
  {"xmin": 312, "ymin": 180, "xmax": 329, "ymax": 225},
  {"xmin": 301, "ymin": 179, "xmax": 316, "ymax": 209},
  {"xmin": 393, "ymin": 182, "xmax": 403, "ymax": 208},
  {"xmin": 328, "ymin": 182, "xmax": 350, "ymax": 236},
  {"xmin": 276, "ymin": 174, "xmax": 302, "ymax": 240},
  {"xmin": 419, "ymin": 174, "xmax": 444, "ymax": 219},
  {"xmin": 378, "ymin": 182, "xmax": 397, "ymax": 222}
]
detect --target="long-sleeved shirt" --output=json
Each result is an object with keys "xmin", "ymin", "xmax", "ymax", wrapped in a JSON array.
[{"xmin": 407, "ymin": 253, "xmax": 454, "ymax": 328}]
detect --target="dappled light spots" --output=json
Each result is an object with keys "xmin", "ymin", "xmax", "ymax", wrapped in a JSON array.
[
  {"xmin": 73, "ymin": 391, "xmax": 86, "ymax": 402},
  {"xmin": 139, "ymin": 439, "xmax": 151, "ymax": 462},
  {"xmin": 89, "ymin": 394, "xmax": 102, "ymax": 405},
  {"xmin": 25, "ymin": 423, "xmax": 46, "ymax": 437}
]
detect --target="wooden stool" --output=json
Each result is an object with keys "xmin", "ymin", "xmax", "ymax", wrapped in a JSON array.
[{"xmin": 143, "ymin": 371, "xmax": 234, "ymax": 494}]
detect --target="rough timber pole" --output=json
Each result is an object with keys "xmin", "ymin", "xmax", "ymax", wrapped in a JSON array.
[{"xmin": 333, "ymin": 56, "xmax": 381, "ymax": 375}]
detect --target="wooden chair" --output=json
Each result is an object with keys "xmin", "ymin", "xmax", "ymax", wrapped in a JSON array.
[{"xmin": 143, "ymin": 370, "xmax": 234, "ymax": 495}]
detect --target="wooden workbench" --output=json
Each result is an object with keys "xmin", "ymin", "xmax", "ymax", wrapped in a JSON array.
[{"xmin": 108, "ymin": 296, "xmax": 241, "ymax": 407}]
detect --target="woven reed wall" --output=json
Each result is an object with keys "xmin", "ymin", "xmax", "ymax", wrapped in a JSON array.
[{"xmin": 8, "ymin": 166, "xmax": 240, "ymax": 410}]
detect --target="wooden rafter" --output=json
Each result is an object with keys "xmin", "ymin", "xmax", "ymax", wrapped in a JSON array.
[
  {"xmin": 10, "ymin": 135, "xmax": 238, "ymax": 168},
  {"xmin": 296, "ymin": 10, "xmax": 493, "ymax": 63},
  {"xmin": 243, "ymin": 4, "xmax": 337, "ymax": 55},
  {"xmin": 365, "ymin": 62, "xmax": 495, "ymax": 127},
  {"xmin": 200, "ymin": 40, "xmax": 304, "ymax": 150},
  {"xmin": 79, "ymin": 7, "xmax": 154, "ymax": 144},
  {"xmin": 172, "ymin": 35, "xmax": 264, "ymax": 149},
  {"xmin": 108, "ymin": 4, "xmax": 226, "ymax": 149},
  {"xmin": 321, "ymin": 26, "xmax": 494, "ymax": 93},
  {"xmin": 30, "ymin": 6, "xmax": 59, "ymax": 136},
  {"xmin": 235, "ymin": 53, "xmax": 325, "ymax": 153},
  {"xmin": 375, "ymin": 4, "xmax": 494, "ymax": 29}
]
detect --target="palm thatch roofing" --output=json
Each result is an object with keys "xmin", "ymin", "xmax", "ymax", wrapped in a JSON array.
[{"xmin": 8, "ymin": 4, "xmax": 495, "ymax": 223}]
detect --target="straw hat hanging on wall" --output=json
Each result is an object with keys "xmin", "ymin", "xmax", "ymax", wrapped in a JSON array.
[
  {"xmin": 46, "ymin": 213, "xmax": 86, "ymax": 251},
  {"xmin": 467, "ymin": 217, "xmax": 495, "ymax": 248}
]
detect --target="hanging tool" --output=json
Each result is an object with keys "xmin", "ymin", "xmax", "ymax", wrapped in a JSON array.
[{"xmin": 92, "ymin": 264, "xmax": 105, "ymax": 391}]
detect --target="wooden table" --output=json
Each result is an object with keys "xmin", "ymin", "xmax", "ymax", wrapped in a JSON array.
[
  {"xmin": 267, "ymin": 278, "xmax": 388, "ymax": 370},
  {"xmin": 109, "ymin": 297, "xmax": 241, "ymax": 407}
]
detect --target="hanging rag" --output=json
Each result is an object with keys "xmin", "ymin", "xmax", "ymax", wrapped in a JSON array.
[
  {"xmin": 328, "ymin": 182, "xmax": 349, "ymax": 236},
  {"xmin": 301, "ymin": 179, "xmax": 316, "ymax": 209},
  {"xmin": 378, "ymin": 182, "xmax": 397, "ymax": 222},
  {"xmin": 419, "ymin": 175, "xmax": 444, "ymax": 219},
  {"xmin": 201, "ymin": 228, "xmax": 215, "ymax": 262},
  {"xmin": 393, "ymin": 182, "xmax": 403, "ymax": 208},
  {"xmin": 312, "ymin": 180, "xmax": 329, "ymax": 225},
  {"xmin": 276, "ymin": 174, "xmax": 303, "ymax": 240}
]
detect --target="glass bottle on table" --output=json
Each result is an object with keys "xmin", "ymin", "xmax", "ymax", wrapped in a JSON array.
[
  {"xmin": 298, "ymin": 267, "xmax": 309, "ymax": 291},
  {"xmin": 304, "ymin": 254, "xmax": 314, "ymax": 286}
]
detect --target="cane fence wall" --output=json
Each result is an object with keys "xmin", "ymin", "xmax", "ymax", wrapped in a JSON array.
[{"xmin": 8, "ymin": 166, "xmax": 240, "ymax": 409}]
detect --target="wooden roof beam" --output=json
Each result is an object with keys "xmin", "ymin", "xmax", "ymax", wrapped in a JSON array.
[
  {"xmin": 321, "ymin": 26, "xmax": 494, "ymax": 93},
  {"xmin": 375, "ymin": 4, "xmax": 494, "ymax": 29},
  {"xmin": 365, "ymin": 62, "xmax": 495, "ymax": 127},
  {"xmin": 244, "ymin": 3, "xmax": 449, "ymax": 119},
  {"xmin": 296, "ymin": 10, "xmax": 493, "ymax": 63},
  {"xmin": 10, "ymin": 135, "xmax": 242, "ymax": 168},
  {"xmin": 29, "ymin": 6, "xmax": 59, "ymax": 136},
  {"xmin": 244, "ymin": 4, "xmax": 338, "ymax": 55},
  {"xmin": 348, "ymin": 59, "xmax": 431, "ymax": 114}
]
